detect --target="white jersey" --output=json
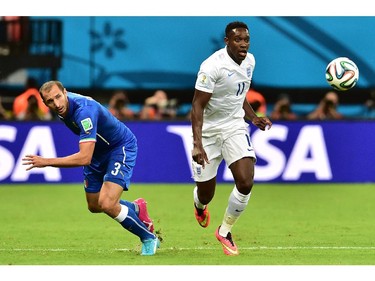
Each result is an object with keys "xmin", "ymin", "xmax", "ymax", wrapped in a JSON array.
[{"xmin": 195, "ymin": 46, "xmax": 255, "ymax": 137}]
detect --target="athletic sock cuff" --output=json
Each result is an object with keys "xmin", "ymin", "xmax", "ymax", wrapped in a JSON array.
[
  {"xmin": 114, "ymin": 204, "xmax": 129, "ymax": 223},
  {"xmin": 233, "ymin": 186, "xmax": 251, "ymax": 203}
]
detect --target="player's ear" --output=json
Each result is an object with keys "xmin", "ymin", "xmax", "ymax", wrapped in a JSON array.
[{"xmin": 224, "ymin": 37, "xmax": 229, "ymax": 45}]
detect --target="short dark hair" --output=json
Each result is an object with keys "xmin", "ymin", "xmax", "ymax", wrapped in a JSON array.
[{"xmin": 225, "ymin": 21, "xmax": 249, "ymax": 37}]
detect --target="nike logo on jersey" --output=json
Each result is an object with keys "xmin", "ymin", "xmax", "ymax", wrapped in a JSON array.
[{"xmin": 228, "ymin": 72, "xmax": 234, "ymax": 77}]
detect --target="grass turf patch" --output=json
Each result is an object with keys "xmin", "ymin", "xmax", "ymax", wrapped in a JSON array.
[{"xmin": 0, "ymin": 183, "xmax": 375, "ymax": 265}]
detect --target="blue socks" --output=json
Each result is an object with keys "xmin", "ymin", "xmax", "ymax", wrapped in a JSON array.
[
  {"xmin": 114, "ymin": 204, "xmax": 155, "ymax": 242},
  {"xmin": 119, "ymin": 199, "xmax": 138, "ymax": 214}
]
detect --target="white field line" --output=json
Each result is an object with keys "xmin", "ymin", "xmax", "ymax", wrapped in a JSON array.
[{"xmin": 1, "ymin": 246, "xmax": 375, "ymax": 252}]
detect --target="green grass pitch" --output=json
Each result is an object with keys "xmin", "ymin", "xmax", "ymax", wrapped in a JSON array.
[{"xmin": 0, "ymin": 183, "xmax": 375, "ymax": 266}]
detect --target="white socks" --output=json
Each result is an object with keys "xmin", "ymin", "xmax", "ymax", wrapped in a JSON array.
[
  {"xmin": 219, "ymin": 186, "xmax": 251, "ymax": 237},
  {"xmin": 193, "ymin": 186, "xmax": 206, "ymax": 209}
]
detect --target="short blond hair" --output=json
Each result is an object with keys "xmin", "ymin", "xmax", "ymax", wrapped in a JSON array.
[{"xmin": 39, "ymin": 81, "xmax": 65, "ymax": 98}]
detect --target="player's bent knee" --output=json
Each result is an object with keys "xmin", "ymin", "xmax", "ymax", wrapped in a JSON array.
[
  {"xmin": 97, "ymin": 199, "xmax": 118, "ymax": 217},
  {"xmin": 236, "ymin": 180, "xmax": 253, "ymax": 195},
  {"xmin": 87, "ymin": 204, "xmax": 102, "ymax": 213}
]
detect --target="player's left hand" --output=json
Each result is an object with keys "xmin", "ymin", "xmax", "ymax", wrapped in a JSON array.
[
  {"xmin": 22, "ymin": 155, "xmax": 47, "ymax": 171},
  {"xmin": 252, "ymin": 116, "xmax": 272, "ymax": 131}
]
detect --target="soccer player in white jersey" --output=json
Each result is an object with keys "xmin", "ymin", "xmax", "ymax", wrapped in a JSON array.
[{"xmin": 191, "ymin": 21, "xmax": 272, "ymax": 256}]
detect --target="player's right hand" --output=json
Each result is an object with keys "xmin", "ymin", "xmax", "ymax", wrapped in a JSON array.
[{"xmin": 192, "ymin": 146, "xmax": 209, "ymax": 169}]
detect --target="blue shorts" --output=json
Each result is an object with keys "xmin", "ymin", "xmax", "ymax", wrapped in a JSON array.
[{"xmin": 83, "ymin": 143, "xmax": 137, "ymax": 193}]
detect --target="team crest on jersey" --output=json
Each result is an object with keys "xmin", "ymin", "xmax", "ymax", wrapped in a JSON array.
[
  {"xmin": 192, "ymin": 162, "xmax": 202, "ymax": 178},
  {"xmin": 247, "ymin": 67, "xmax": 253, "ymax": 78},
  {"xmin": 81, "ymin": 118, "xmax": 93, "ymax": 132}
]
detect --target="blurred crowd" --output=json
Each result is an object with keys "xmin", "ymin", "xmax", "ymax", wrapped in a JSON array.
[
  {"xmin": 0, "ymin": 78, "xmax": 180, "ymax": 122},
  {"xmin": 1, "ymin": 78, "xmax": 374, "ymax": 122},
  {"xmin": 107, "ymin": 89, "xmax": 177, "ymax": 121},
  {"xmin": 0, "ymin": 77, "xmax": 52, "ymax": 121}
]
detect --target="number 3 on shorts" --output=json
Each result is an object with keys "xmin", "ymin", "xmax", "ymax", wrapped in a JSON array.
[{"xmin": 111, "ymin": 162, "xmax": 122, "ymax": 176}]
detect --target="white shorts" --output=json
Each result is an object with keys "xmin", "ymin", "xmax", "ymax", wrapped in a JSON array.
[{"xmin": 192, "ymin": 128, "xmax": 256, "ymax": 182}]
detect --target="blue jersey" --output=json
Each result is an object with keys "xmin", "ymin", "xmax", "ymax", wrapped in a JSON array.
[{"xmin": 59, "ymin": 92, "xmax": 137, "ymax": 166}]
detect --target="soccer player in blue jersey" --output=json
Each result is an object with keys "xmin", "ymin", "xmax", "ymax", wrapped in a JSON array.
[{"xmin": 22, "ymin": 80, "xmax": 160, "ymax": 256}]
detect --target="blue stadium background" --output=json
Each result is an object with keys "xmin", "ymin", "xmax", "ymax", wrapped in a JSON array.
[
  {"xmin": 1, "ymin": 16, "xmax": 374, "ymax": 184},
  {"xmin": 22, "ymin": 16, "xmax": 375, "ymax": 90}
]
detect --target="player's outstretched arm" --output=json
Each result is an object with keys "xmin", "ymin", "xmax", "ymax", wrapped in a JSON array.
[{"xmin": 22, "ymin": 141, "xmax": 95, "ymax": 170}]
